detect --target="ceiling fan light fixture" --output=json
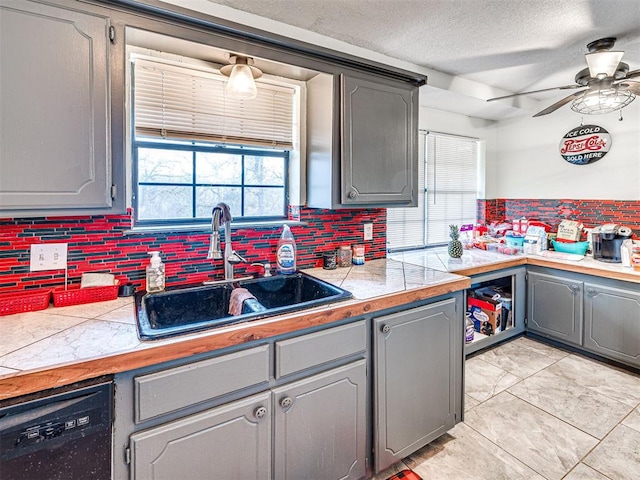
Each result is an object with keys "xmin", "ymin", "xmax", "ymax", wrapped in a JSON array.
[
  {"xmin": 570, "ymin": 87, "xmax": 635, "ymax": 115},
  {"xmin": 220, "ymin": 54, "xmax": 263, "ymax": 99},
  {"xmin": 585, "ymin": 51, "xmax": 624, "ymax": 78}
]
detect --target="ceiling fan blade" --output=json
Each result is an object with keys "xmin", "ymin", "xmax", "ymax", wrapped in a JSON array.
[
  {"xmin": 622, "ymin": 81, "xmax": 640, "ymax": 95},
  {"xmin": 487, "ymin": 84, "xmax": 581, "ymax": 102},
  {"xmin": 625, "ymin": 69, "xmax": 640, "ymax": 79},
  {"xmin": 533, "ymin": 90, "xmax": 587, "ymax": 117}
]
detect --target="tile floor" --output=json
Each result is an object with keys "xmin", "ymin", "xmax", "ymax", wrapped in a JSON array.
[{"xmin": 375, "ymin": 336, "xmax": 640, "ymax": 480}]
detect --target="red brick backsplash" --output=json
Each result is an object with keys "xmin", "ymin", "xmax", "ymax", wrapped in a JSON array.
[
  {"xmin": 0, "ymin": 208, "xmax": 386, "ymax": 293},
  {"xmin": 478, "ymin": 199, "xmax": 640, "ymax": 234}
]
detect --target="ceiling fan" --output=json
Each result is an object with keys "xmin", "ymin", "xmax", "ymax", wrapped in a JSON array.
[{"xmin": 488, "ymin": 38, "xmax": 640, "ymax": 116}]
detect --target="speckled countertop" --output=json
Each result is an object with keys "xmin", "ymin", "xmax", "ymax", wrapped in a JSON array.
[{"xmin": 2, "ymin": 250, "xmax": 638, "ymax": 400}]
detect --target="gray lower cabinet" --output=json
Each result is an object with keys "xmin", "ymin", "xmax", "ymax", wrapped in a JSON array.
[
  {"xmin": 374, "ymin": 298, "xmax": 458, "ymax": 473},
  {"xmin": 0, "ymin": 0, "xmax": 113, "ymax": 215},
  {"xmin": 130, "ymin": 392, "xmax": 272, "ymax": 480},
  {"xmin": 527, "ymin": 271, "xmax": 583, "ymax": 345},
  {"xmin": 583, "ymin": 282, "xmax": 640, "ymax": 368},
  {"xmin": 273, "ymin": 360, "xmax": 367, "ymax": 480}
]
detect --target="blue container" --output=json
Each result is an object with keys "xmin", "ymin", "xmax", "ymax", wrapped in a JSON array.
[{"xmin": 552, "ymin": 240, "xmax": 589, "ymax": 255}]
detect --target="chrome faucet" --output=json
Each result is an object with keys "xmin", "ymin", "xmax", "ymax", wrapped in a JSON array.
[{"xmin": 207, "ymin": 202, "xmax": 248, "ymax": 281}]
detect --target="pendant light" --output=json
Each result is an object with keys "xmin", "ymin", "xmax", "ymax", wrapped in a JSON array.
[{"xmin": 220, "ymin": 54, "xmax": 263, "ymax": 99}]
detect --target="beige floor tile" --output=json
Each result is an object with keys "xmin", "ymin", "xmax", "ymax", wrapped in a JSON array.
[
  {"xmin": 584, "ymin": 425, "xmax": 640, "ymax": 480},
  {"xmin": 622, "ymin": 406, "xmax": 640, "ymax": 433},
  {"xmin": 464, "ymin": 392, "xmax": 598, "ymax": 480},
  {"xmin": 465, "ymin": 394, "xmax": 481, "ymax": 412},
  {"xmin": 404, "ymin": 423, "xmax": 544, "ymax": 480},
  {"xmin": 545, "ymin": 354, "xmax": 640, "ymax": 407},
  {"xmin": 507, "ymin": 367, "xmax": 634, "ymax": 438},
  {"xmin": 476, "ymin": 336, "xmax": 568, "ymax": 378},
  {"xmin": 465, "ymin": 356, "xmax": 521, "ymax": 402},
  {"xmin": 563, "ymin": 463, "xmax": 612, "ymax": 480}
]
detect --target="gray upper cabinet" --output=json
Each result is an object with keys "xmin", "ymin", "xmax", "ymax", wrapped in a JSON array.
[
  {"xmin": 341, "ymin": 74, "xmax": 417, "ymax": 206},
  {"xmin": 272, "ymin": 361, "xmax": 367, "ymax": 480},
  {"xmin": 374, "ymin": 298, "xmax": 458, "ymax": 473},
  {"xmin": 527, "ymin": 271, "xmax": 583, "ymax": 345},
  {"xmin": 583, "ymin": 282, "xmax": 640, "ymax": 368},
  {"xmin": 0, "ymin": 0, "xmax": 112, "ymax": 215},
  {"xmin": 307, "ymin": 72, "xmax": 418, "ymax": 209}
]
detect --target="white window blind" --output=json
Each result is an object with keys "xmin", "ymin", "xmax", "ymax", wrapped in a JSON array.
[
  {"xmin": 387, "ymin": 132, "xmax": 478, "ymax": 250},
  {"xmin": 425, "ymin": 133, "xmax": 478, "ymax": 244},
  {"xmin": 133, "ymin": 58, "xmax": 295, "ymax": 149}
]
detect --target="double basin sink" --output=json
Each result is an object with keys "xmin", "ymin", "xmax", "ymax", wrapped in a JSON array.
[{"xmin": 135, "ymin": 272, "xmax": 352, "ymax": 340}]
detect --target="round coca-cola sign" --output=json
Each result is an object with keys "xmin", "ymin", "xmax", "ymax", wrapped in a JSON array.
[{"xmin": 559, "ymin": 124, "xmax": 611, "ymax": 165}]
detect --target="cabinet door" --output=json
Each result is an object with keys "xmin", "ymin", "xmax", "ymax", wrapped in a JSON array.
[
  {"xmin": 374, "ymin": 299, "xmax": 457, "ymax": 473},
  {"xmin": 527, "ymin": 272, "xmax": 583, "ymax": 345},
  {"xmin": 130, "ymin": 392, "xmax": 271, "ymax": 480},
  {"xmin": 272, "ymin": 360, "xmax": 367, "ymax": 480},
  {"xmin": 341, "ymin": 74, "xmax": 417, "ymax": 206},
  {"xmin": 584, "ymin": 282, "xmax": 640, "ymax": 367},
  {"xmin": 0, "ymin": 0, "xmax": 111, "ymax": 212}
]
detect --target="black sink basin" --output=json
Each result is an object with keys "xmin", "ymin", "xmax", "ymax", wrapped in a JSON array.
[{"xmin": 135, "ymin": 272, "xmax": 352, "ymax": 340}]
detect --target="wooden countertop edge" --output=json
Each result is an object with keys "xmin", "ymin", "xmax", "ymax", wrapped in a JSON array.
[
  {"xmin": 0, "ymin": 276, "xmax": 470, "ymax": 400},
  {"xmin": 525, "ymin": 257, "xmax": 640, "ymax": 283}
]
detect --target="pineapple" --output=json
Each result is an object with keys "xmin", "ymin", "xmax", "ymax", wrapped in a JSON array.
[{"xmin": 448, "ymin": 224, "xmax": 463, "ymax": 258}]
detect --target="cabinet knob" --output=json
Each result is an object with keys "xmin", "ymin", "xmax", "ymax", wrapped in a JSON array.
[
  {"xmin": 347, "ymin": 190, "xmax": 358, "ymax": 199},
  {"xmin": 280, "ymin": 397, "xmax": 293, "ymax": 409},
  {"xmin": 571, "ymin": 284, "xmax": 579, "ymax": 292},
  {"xmin": 381, "ymin": 324, "xmax": 391, "ymax": 334},
  {"xmin": 586, "ymin": 288, "xmax": 596, "ymax": 296},
  {"xmin": 254, "ymin": 406, "xmax": 267, "ymax": 419}
]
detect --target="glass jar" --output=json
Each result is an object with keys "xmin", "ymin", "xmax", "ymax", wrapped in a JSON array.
[
  {"xmin": 337, "ymin": 246, "xmax": 352, "ymax": 267},
  {"xmin": 352, "ymin": 244, "xmax": 365, "ymax": 265}
]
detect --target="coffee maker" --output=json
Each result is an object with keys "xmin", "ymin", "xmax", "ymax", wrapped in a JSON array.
[{"xmin": 592, "ymin": 224, "xmax": 633, "ymax": 263}]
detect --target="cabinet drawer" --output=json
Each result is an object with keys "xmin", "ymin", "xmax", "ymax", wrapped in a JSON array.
[
  {"xmin": 275, "ymin": 321, "xmax": 366, "ymax": 378},
  {"xmin": 135, "ymin": 345, "xmax": 270, "ymax": 423}
]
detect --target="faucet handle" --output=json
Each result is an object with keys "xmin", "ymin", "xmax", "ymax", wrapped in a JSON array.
[
  {"xmin": 251, "ymin": 262, "xmax": 272, "ymax": 277},
  {"xmin": 227, "ymin": 250, "xmax": 248, "ymax": 265}
]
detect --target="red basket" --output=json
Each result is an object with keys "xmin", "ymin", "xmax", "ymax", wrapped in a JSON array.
[
  {"xmin": 0, "ymin": 289, "xmax": 51, "ymax": 316},
  {"xmin": 52, "ymin": 280, "xmax": 120, "ymax": 307}
]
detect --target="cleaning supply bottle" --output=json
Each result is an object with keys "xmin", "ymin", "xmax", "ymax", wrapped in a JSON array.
[
  {"xmin": 276, "ymin": 225, "xmax": 296, "ymax": 274},
  {"xmin": 146, "ymin": 251, "xmax": 165, "ymax": 293}
]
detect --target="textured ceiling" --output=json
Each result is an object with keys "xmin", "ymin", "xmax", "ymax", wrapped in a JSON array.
[{"xmin": 201, "ymin": 0, "xmax": 640, "ymax": 119}]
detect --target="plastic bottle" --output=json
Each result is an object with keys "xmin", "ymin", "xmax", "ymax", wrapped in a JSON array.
[
  {"xmin": 276, "ymin": 225, "xmax": 297, "ymax": 274},
  {"xmin": 465, "ymin": 313, "xmax": 475, "ymax": 344},
  {"xmin": 146, "ymin": 251, "xmax": 165, "ymax": 293}
]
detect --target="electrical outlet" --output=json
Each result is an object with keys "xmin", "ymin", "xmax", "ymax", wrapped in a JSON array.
[
  {"xmin": 30, "ymin": 243, "xmax": 68, "ymax": 271},
  {"xmin": 363, "ymin": 223, "xmax": 373, "ymax": 241}
]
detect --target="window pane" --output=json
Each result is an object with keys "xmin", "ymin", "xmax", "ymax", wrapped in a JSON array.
[
  {"xmin": 138, "ymin": 185, "xmax": 192, "ymax": 219},
  {"xmin": 195, "ymin": 186, "xmax": 242, "ymax": 218},
  {"xmin": 196, "ymin": 152, "xmax": 242, "ymax": 184},
  {"xmin": 245, "ymin": 156, "xmax": 285, "ymax": 185},
  {"xmin": 138, "ymin": 148, "xmax": 192, "ymax": 183},
  {"xmin": 245, "ymin": 187, "xmax": 285, "ymax": 216}
]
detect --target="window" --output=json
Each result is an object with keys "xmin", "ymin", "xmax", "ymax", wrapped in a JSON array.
[
  {"xmin": 387, "ymin": 131, "xmax": 479, "ymax": 250},
  {"xmin": 131, "ymin": 56, "xmax": 296, "ymax": 225}
]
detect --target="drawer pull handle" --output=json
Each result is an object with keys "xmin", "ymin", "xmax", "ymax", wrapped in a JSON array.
[
  {"xmin": 381, "ymin": 324, "xmax": 391, "ymax": 334},
  {"xmin": 254, "ymin": 406, "xmax": 267, "ymax": 419},
  {"xmin": 280, "ymin": 397, "xmax": 293, "ymax": 409}
]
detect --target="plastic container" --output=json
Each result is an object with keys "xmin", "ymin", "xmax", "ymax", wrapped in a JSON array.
[
  {"xmin": 505, "ymin": 233, "xmax": 525, "ymax": 247},
  {"xmin": 465, "ymin": 313, "xmax": 475, "ymax": 344},
  {"xmin": 276, "ymin": 225, "xmax": 297, "ymax": 274},
  {"xmin": 551, "ymin": 240, "xmax": 589, "ymax": 255},
  {"xmin": 146, "ymin": 251, "xmax": 166, "ymax": 293},
  {"xmin": 53, "ymin": 281, "xmax": 120, "ymax": 307},
  {"xmin": 0, "ymin": 289, "xmax": 51, "ymax": 316}
]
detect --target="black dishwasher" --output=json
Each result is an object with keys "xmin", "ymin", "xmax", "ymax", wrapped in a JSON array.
[{"xmin": 0, "ymin": 380, "xmax": 112, "ymax": 480}]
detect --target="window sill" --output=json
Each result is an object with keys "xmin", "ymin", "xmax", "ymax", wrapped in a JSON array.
[{"xmin": 123, "ymin": 220, "xmax": 307, "ymax": 236}]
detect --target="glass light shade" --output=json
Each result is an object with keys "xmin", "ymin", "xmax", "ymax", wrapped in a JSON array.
[
  {"xmin": 585, "ymin": 51, "xmax": 624, "ymax": 78},
  {"xmin": 226, "ymin": 64, "xmax": 258, "ymax": 99},
  {"xmin": 571, "ymin": 88, "xmax": 636, "ymax": 115}
]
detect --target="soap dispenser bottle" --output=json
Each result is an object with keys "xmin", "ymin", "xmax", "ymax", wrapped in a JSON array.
[
  {"xmin": 146, "ymin": 251, "xmax": 165, "ymax": 293},
  {"xmin": 276, "ymin": 224, "xmax": 297, "ymax": 274}
]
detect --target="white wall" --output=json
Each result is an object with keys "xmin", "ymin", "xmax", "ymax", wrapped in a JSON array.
[
  {"xmin": 490, "ymin": 101, "xmax": 640, "ymax": 200},
  {"xmin": 419, "ymin": 106, "xmax": 498, "ymax": 199}
]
